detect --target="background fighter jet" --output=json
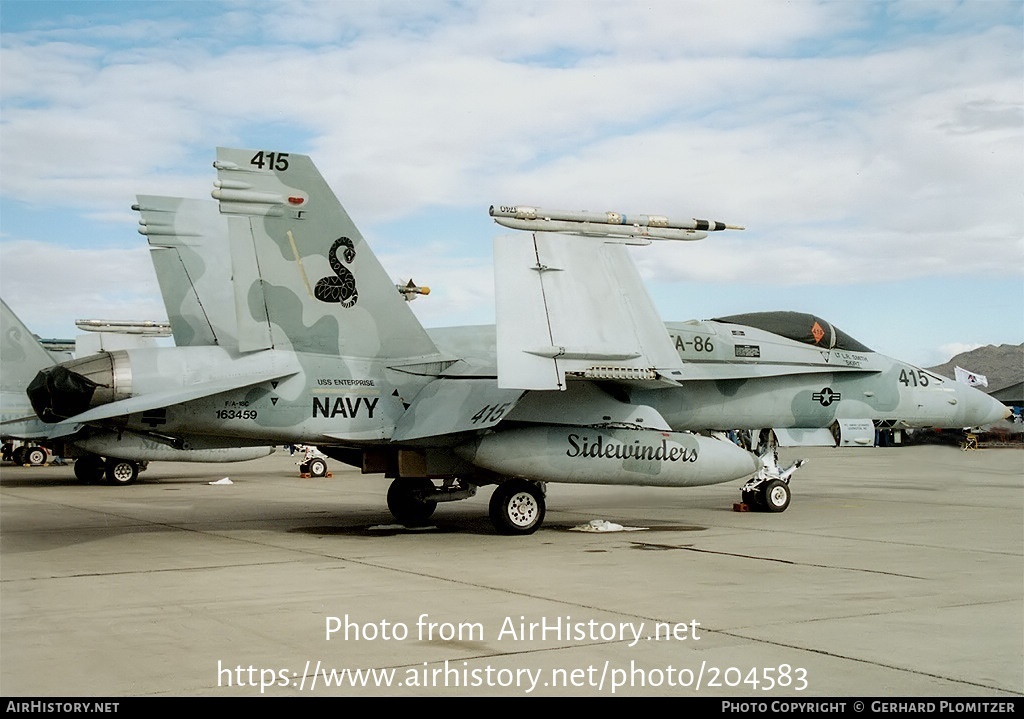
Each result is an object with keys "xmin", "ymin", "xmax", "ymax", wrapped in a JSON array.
[
  {"xmin": 23, "ymin": 149, "xmax": 1009, "ymax": 533},
  {"xmin": 2, "ymin": 298, "xmax": 274, "ymax": 483},
  {"xmin": 1, "ymin": 298, "xmax": 63, "ymax": 466}
]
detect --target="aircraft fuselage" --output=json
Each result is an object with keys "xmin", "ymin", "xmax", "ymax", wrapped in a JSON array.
[{"xmin": 31, "ymin": 318, "xmax": 1005, "ymax": 451}]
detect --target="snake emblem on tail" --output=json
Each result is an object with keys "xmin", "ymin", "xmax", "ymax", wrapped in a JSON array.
[{"xmin": 314, "ymin": 237, "xmax": 358, "ymax": 308}]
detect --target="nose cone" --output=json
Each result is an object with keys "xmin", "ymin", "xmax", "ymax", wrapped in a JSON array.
[{"xmin": 960, "ymin": 384, "xmax": 1009, "ymax": 427}]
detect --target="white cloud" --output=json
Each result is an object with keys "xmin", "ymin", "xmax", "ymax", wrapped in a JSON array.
[
  {"xmin": 0, "ymin": 0, "xmax": 1020, "ymax": 353},
  {"xmin": 0, "ymin": 241, "xmax": 166, "ymax": 339}
]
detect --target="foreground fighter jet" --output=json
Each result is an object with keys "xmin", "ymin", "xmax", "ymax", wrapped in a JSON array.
[{"xmin": 23, "ymin": 149, "xmax": 1008, "ymax": 533}]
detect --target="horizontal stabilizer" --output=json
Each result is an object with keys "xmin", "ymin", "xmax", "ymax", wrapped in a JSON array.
[
  {"xmin": 392, "ymin": 378, "xmax": 526, "ymax": 442},
  {"xmin": 56, "ymin": 351, "xmax": 300, "ymax": 427}
]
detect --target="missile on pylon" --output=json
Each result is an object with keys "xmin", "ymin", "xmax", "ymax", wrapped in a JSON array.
[
  {"xmin": 397, "ymin": 279, "xmax": 430, "ymax": 301},
  {"xmin": 489, "ymin": 204, "xmax": 744, "ymax": 241}
]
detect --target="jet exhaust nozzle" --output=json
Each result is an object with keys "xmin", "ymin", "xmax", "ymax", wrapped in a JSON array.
[{"xmin": 26, "ymin": 351, "xmax": 131, "ymax": 423}]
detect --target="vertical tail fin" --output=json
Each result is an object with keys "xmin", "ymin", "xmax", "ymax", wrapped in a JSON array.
[
  {"xmin": 1, "ymin": 298, "xmax": 57, "ymax": 393},
  {"xmin": 2, "ymin": 299, "xmax": 62, "ymax": 435},
  {"xmin": 212, "ymin": 148, "xmax": 440, "ymax": 360},
  {"xmin": 135, "ymin": 196, "xmax": 237, "ymax": 348}
]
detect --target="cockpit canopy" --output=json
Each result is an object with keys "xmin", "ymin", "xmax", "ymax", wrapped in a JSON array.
[{"xmin": 712, "ymin": 312, "xmax": 873, "ymax": 353}]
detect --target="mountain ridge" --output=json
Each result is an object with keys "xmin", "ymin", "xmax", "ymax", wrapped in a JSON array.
[{"xmin": 927, "ymin": 343, "xmax": 1024, "ymax": 392}]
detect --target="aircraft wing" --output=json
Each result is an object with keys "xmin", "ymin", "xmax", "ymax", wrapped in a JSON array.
[{"xmin": 495, "ymin": 233, "xmax": 682, "ymax": 390}]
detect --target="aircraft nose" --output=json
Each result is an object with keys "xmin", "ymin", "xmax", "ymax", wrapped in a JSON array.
[{"xmin": 960, "ymin": 385, "xmax": 1009, "ymax": 427}]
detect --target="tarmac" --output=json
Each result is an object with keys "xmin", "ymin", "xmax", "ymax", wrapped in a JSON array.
[{"xmin": 1, "ymin": 444, "xmax": 1021, "ymax": 698}]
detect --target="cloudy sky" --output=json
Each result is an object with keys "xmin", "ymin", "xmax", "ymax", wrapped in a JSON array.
[{"xmin": 1, "ymin": 0, "xmax": 1021, "ymax": 368}]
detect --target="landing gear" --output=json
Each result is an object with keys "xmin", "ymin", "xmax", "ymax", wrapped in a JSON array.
[
  {"xmin": 9, "ymin": 444, "xmax": 49, "ymax": 465},
  {"xmin": 25, "ymin": 446, "xmax": 48, "ymax": 466},
  {"xmin": 105, "ymin": 458, "xmax": 139, "ymax": 486},
  {"xmin": 761, "ymin": 479, "xmax": 791, "ymax": 512},
  {"xmin": 736, "ymin": 429, "xmax": 804, "ymax": 513},
  {"xmin": 489, "ymin": 479, "xmax": 545, "ymax": 535},
  {"xmin": 74, "ymin": 455, "xmax": 106, "ymax": 484},
  {"xmin": 305, "ymin": 457, "xmax": 329, "ymax": 477},
  {"xmin": 740, "ymin": 487, "xmax": 763, "ymax": 509},
  {"xmin": 296, "ymin": 445, "xmax": 331, "ymax": 477},
  {"xmin": 387, "ymin": 478, "xmax": 437, "ymax": 526}
]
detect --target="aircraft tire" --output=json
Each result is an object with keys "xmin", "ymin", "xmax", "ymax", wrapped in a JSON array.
[
  {"xmin": 12, "ymin": 446, "xmax": 27, "ymax": 465},
  {"xmin": 489, "ymin": 479, "xmax": 545, "ymax": 535},
  {"xmin": 26, "ymin": 446, "xmax": 48, "ymax": 466},
  {"xmin": 741, "ymin": 488, "xmax": 763, "ymax": 509},
  {"xmin": 74, "ymin": 456, "xmax": 106, "ymax": 484},
  {"xmin": 307, "ymin": 457, "xmax": 328, "ymax": 477},
  {"xmin": 105, "ymin": 458, "xmax": 139, "ymax": 486},
  {"xmin": 387, "ymin": 478, "xmax": 437, "ymax": 526},
  {"xmin": 761, "ymin": 479, "xmax": 791, "ymax": 513}
]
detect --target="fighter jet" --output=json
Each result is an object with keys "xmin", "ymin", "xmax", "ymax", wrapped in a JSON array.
[
  {"xmin": 23, "ymin": 148, "xmax": 1009, "ymax": 533},
  {"xmin": 1, "ymin": 299, "xmax": 274, "ymax": 483},
  {"xmin": 1, "ymin": 298, "xmax": 64, "ymax": 465}
]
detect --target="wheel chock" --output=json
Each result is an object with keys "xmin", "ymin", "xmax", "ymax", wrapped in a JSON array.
[{"xmin": 733, "ymin": 502, "xmax": 753, "ymax": 512}]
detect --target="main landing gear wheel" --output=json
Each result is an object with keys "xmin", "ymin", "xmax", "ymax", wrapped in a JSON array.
[
  {"xmin": 387, "ymin": 478, "xmax": 437, "ymax": 527},
  {"xmin": 75, "ymin": 456, "xmax": 106, "ymax": 484},
  {"xmin": 105, "ymin": 458, "xmax": 139, "ymax": 486},
  {"xmin": 25, "ymin": 447, "xmax": 48, "ymax": 466},
  {"xmin": 489, "ymin": 479, "xmax": 545, "ymax": 535},
  {"xmin": 761, "ymin": 479, "xmax": 791, "ymax": 513}
]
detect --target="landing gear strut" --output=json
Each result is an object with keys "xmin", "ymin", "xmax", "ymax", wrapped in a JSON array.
[
  {"xmin": 737, "ymin": 430, "xmax": 804, "ymax": 513},
  {"xmin": 386, "ymin": 477, "xmax": 477, "ymax": 528}
]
